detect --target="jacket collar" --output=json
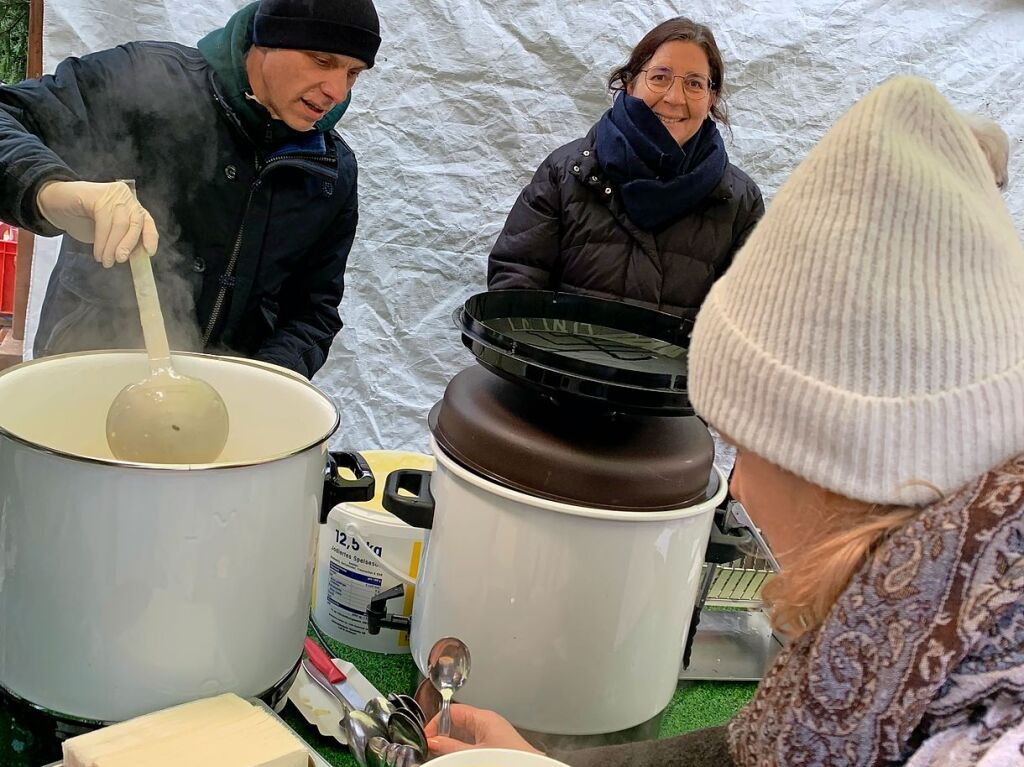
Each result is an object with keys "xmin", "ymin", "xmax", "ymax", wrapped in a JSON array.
[{"xmin": 207, "ymin": 69, "xmax": 340, "ymax": 182}]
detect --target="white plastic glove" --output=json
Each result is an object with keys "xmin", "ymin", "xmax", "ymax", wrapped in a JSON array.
[{"xmin": 36, "ymin": 180, "xmax": 159, "ymax": 268}]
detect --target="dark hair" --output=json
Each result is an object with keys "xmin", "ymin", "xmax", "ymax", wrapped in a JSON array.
[{"xmin": 608, "ymin": 17, "xmax": 729, "ymax": 127}]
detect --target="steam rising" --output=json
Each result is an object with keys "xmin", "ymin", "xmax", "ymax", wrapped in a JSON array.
[{"xmin": 41, "ymin": 117, "xmax": 225, "ymax": 356}]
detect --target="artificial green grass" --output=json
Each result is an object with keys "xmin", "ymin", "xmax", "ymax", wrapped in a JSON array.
[{"xmin": 659, "ymin": 681, "xmax": 756, "ymax": 736}]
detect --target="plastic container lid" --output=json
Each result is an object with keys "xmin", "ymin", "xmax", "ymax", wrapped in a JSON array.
[
  {"xmin": 457, "ymin": 290, "xmax": 695, "ymax": 415},
  {"xmin": 430, "ymin": 366, "xmax": 716, "ymax": 511}
]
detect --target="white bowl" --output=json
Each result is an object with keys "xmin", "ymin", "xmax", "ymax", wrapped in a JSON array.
[{"xmin": 428, "ymin": 749, "xmax": 570, "ymax": 767}]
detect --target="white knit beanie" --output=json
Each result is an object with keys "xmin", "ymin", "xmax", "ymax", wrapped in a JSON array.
[{"xmin": 689, "ymin": 76, "xmax": 1024, "ymax": 506}]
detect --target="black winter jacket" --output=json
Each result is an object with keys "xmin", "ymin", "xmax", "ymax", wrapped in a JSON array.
[
  {"xmin": 0, "ymin": 41, "xmax": 358, "ymax": 378},
  {"xmin": 488, "ymin": 127, "xmax": 763, "ymax": 318}
]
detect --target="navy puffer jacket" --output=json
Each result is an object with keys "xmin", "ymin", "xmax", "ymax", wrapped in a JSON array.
[{"xmin": 488, "ymin": 126, "xmax": 763, "ymax": 318}]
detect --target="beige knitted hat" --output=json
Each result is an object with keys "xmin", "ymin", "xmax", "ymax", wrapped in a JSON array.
[{"xmin": 689, "ymin": 76, "xmax": 1024, "ymax": 506}]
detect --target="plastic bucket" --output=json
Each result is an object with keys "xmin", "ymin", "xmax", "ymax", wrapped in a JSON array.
[{"xmin": 312, "ymin": 450, "xmax": 433, "ymax": 653}]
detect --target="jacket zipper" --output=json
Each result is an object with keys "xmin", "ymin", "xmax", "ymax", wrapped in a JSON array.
[
  {"xmin": 203, "ymin": 80, "xmax": 339, "ymax": 346},
  {"xmin": 200, "ymin": 152, "xmax": 337, "ymax": 346},
  {"xmin": 263, "ymin": 151, "xmax": 337, "ymax": 179},
  {"xmin": 202, "ymin": 176, "xmax": 261, "ymax": 345}
]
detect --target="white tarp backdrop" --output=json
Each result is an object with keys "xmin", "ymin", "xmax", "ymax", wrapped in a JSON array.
[{"xmin": 29, "ymin": 0, "xmax": 1024, "ymax": 454}]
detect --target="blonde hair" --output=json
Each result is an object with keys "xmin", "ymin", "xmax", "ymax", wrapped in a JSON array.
[{"xmin": 763, "ymin": 493, "xmax": 927, "ymax": 639}]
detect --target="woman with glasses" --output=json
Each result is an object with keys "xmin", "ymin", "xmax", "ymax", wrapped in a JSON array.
[{"xmin": 487, "ymin": 17, "xmax": 764, "ymax": 319}]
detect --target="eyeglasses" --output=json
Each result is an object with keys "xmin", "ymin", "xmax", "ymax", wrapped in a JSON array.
[{"xmin": 639, "ymin": 67, "xmax": 714, "ymax": 98}]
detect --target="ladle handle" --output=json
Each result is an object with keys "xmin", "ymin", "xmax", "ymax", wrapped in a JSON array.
[{"xmin": 122, "ymin": 180, "xmax": 171, "ymax": 373}]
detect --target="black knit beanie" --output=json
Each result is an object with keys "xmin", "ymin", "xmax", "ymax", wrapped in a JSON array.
[{"xmin": 253, "ymin": 0, "xmax": 381, "ymax": 68}]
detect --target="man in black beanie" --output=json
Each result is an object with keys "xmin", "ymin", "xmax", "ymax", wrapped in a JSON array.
[
  {"xmin": 246, "ymin": 0, "xmax": 381, "ymax": 131},
  {"xmin": 0, "ymin": 0, "xmax": 381, "ymax": 378}
]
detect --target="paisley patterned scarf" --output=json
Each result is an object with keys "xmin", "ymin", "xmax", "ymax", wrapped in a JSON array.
[{"xmin": 728, "ymin": 455, "xmax": 1024, "ymax": 766}]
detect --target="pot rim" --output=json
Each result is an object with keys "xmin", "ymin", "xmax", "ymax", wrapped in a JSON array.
[
  {"xmin": 0, "ymin": 350, "xmax": 340, "ymax": 471},
  {"xmin": 432, "ymin": 436, "xmax": 727, "ymax": 521}
]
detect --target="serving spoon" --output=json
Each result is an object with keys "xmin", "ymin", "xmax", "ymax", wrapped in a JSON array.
[{"xmin": 105, "ymin": 183, "xmax": 229, "ymax": 463}]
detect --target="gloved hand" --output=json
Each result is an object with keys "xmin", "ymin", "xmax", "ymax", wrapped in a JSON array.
[
  {"xmin": 425, "ymin": 704, "xmax": 543, "ymax": 756},
  {"xmin": 36, "ymin": 180, "xmax": 159, "ymax": 268}
]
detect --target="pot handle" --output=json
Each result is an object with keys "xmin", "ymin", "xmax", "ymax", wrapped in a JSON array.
[
  {"xmin": 382, "ymin": 469, "xmax": 435, "ymax": 530},
  {"xmin": 343, "ymin": 521, "xmax": 418, "ymax": 586},
  {"xmin": 321, "ymin": 451, "xmax": 375, "ymax": 524}
]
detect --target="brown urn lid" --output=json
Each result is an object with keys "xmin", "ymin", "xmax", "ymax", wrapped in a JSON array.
[{"xmin": 429, "ymin": 366, "xmax": 715, "ymax": 511}]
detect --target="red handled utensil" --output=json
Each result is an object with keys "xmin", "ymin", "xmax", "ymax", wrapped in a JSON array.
[{"xmin": 303, "ymin": 636, "xmax": 367, "ymax": 711}]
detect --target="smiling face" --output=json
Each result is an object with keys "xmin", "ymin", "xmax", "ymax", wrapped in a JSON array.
[
  {"xmin": 245, "ymin": 47, "xmax": 366, "ymax": 131},
  {"xmin": 627, "ymin": 40, "xmax": 716, "ymax": 145}
]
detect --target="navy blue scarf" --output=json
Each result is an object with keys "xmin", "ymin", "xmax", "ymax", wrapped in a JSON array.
[{"xmin": 595, "ymin": 94, "xmax": 728, "ymax": 231}]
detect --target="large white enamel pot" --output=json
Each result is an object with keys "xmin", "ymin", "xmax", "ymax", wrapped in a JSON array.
[
  {"xmin": 377, "ymin": 438, "xmax": 727, "ymax": 736},
  {"xmin": 0, "ymin": 351, "xmax": 370, "ymax": 723}
]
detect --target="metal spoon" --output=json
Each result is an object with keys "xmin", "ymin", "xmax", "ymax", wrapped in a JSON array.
[
  {"xmin": 364, "ymin": 695, "xmax": 397, "ymax": 730},
  {"xmin": 398, "ymin": 743, "xmax": 425, "ymax": 767},
  {"xmin": 388, "ymin": 693, "xmax": 427, "ymax": 727},
  {"xmin": 365, "ymin": 736, "xmax": 390, "ymax": 767},
  {"xmin": 385, "ymin": 741, "xmax": 418, "ymax": 767},
  {"xmin": 426, "ymin": 636, "xmax": 471, "ymax": 738},
  {"xmin": 386, "ymin": 707, "xmax": 427, "ymax": 755},
  {"xmin": 383, "ymin": 742, "xmax": 402, "ymax": 767},
  {"xmin": 345, "ymin": 709, "xmax": 386, "ymax": 767}
]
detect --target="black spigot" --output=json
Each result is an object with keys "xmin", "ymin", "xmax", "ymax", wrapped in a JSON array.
[{"xmin": 366, "ymin": 584, "xmax": 412, "ymax": 635}]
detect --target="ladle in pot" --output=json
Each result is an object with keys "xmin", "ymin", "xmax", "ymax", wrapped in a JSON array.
[{"xmin": 105, "ymin": 182, "xmax": 229, "ymax": 464}]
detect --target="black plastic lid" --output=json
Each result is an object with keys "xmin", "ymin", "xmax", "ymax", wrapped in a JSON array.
[{"xmin": 457, "ymin": 290, "xmax": 694, "ymax": 415}]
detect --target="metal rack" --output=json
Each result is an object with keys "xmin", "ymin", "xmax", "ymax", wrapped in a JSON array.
[
  {"xmin": 704, "ymin": 554, "xmax": 774, "ymax": 608},
  {"xmin": 679, "ymin": 502, "xmax": 784, "ymax": 682}
]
